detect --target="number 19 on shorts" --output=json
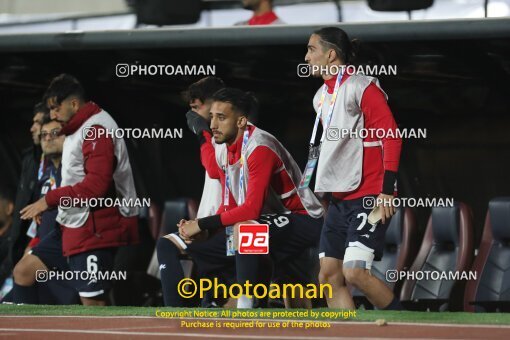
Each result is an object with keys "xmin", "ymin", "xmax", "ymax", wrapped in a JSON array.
[{"xmin": 238, "ymin": 224, "xmax": 269, "ymax": 254}]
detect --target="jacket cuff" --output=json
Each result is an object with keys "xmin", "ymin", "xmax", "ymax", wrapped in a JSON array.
[
  {"xmin": 382, "ymin": 170, "xmax": 397, "ymax": 195},
  {"xmin": 198, "ymin": 214, "xmax": 223, "ymax": 231},
  {"xmin": 44, "ymin": 189, "xmax": 60, "ymax": 207}
]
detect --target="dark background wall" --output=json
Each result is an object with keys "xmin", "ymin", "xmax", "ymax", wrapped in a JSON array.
[{"xmin": 1, "ymin": 36, "xmax": 509, "ymax": 247}]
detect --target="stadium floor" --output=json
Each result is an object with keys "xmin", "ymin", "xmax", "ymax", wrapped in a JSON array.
[{"xmin": 1, "ymin": 306, "xmax": 510, "ymax": 339}]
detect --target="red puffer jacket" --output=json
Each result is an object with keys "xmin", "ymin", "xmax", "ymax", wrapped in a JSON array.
[{"xmin": 45, "ymin": 102, "xmax": 138, "ymax": 256}]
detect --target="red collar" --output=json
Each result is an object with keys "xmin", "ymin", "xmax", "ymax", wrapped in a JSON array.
[
  {"xmin": 61, "ymin": 102, "xmax": 102, "ymax": 136},
  {"xmin": 324, "ymin": 70, "xmax": 350, "ymax": 94},
  {"xmin": 227, "ymin": 125, "xmax": 255, "ymax": 164},
  {"xmin": 248, "ymin": 11, "xmax": 279, "ymax": 25}
]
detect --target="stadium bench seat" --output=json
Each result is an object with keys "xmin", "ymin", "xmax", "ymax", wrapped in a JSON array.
[
  {"xmin": 111, "ymin": 202, "xmax": 161, "ymax": 306},
  {"xmin": 464, "ymin": 197, "xmax": 510, "ymax": 312},
  {"xmin": 159, "ymin": 198, "xmax": 198, "ymax": 237},
  {"xmin": 139, "ymin": 204, "xmax": 162, "ymax": 240},
  {"xmin": 352, "ymin": 207, "xmax": 419, "ymax": 308},
  {"xmin": 400, "ymin": 202, "xmax": 474, "ymax": 311}
]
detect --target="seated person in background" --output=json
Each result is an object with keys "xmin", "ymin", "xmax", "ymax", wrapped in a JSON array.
[
  {"xmin": 185, "ymin": 77, "xmax": 225, "ymax": 220},
  {"xmin": 0, "ymin": 186, "xmax": 14, "ymax": 300},
  {"xmin": 8, "ymin": 103, "xmax": 44, "ymax": 275},
  {"xmin": 13, "ymin": 116, "xmax": 79, "ymax": 305},
  {"xmin": 25, "ymin": 116, "xmax": 63, "ymax": 252}
]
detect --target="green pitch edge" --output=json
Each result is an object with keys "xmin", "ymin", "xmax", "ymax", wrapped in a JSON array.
[{"xmin": 0, "ymin": 305, "xmax": 509, "ymax": 325}]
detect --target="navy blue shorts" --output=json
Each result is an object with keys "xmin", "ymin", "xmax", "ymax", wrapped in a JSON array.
[
  {"xmin": 30, "ymin": 228, "xmax": 116, "ymax": 298},
  {"xmin": 185, "ymin": 228, "xmax": 236, "ymax": 278},
  {"xmin": 319, "ymin": 196, "xmax": 389, "ymax": 261},
  {"xmin": 257, "ymin": 213, "xmax": 322, "ymax": 273},
  {"xmin": 30, "ymin": 228, "xmax": 68, "ymax": 271},
  {"xmin": 256, "ymin": 213, "xmax": 323, "ymax": 283}
]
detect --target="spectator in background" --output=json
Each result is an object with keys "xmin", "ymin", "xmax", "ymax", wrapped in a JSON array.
[
  {"xmin": 7, "ymin": 103, "xmax": 44, "ymax": 275},
  {"xmin": 24, "ymin": 116, "xmax": 64, "ymax": 251},
  {"xmin": 12, "ymin": 116, "xmax": 79, "ymax": 305},
  {"xmin": 0, "ymin": 186, "xmax": 14, "ymax": 299},
  {"xmin": 236, "ymin": 0, "xmax": 283, "ymax": 25}
]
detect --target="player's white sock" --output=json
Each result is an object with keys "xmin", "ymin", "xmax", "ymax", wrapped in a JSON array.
[{"xmin": 237, "ymin": 295, "xmax": 254, "ymax": 308}]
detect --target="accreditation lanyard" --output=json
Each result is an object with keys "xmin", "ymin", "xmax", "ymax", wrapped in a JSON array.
[
  {"xmin": 298, "ymin": 73, "xmax": 343, "ymax": 189},
  {"xmin": 48, "ymin": 169, "xmax": 57, "ymax": 190},
  {"xmin": 41, "ymin": 168, "xmax": 57, "ymax": 195},
  {"xmin": 224, "ymin": 129, "xmax": 250, "ymax": 256},
  {"xmin": 310, "ymin": 72, "xmax": 343, "ymax": 145},
  {"xmin": 223, "ymin": 129, "xmax": 250, "ymax": 209},
  {"xmin": 37, "ymin": 153, "xmax": 45, "ymax": 181},
  {"xmin": 28, "ymin": 160, "xmax": 56, "ymax": 238}
]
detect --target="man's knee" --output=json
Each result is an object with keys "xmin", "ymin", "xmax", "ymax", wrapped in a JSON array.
[
  {"xmin": 13, "ymin": 261, "xmax": 30, "ymax": 285},
  {"xmin": 318, "ymin": 258, "xmax": 344, "ymax": 286},
  {"xmin": 319, "ymin": 266, "xmax": 337, "ymax": 285},
  {"xmin": 13, "ymin": 255, "xmax": 42, "ymax": 286},
  {"xmin": 157, "ymin": 235, "xmax": 184, "ymax": 259},
  {"xmin": 157, "ymin": 237, "xmax": 174, "ymax": 253},
  {"xmin": 342, "ymin": 246, "xmax": 375, "ymax": 287},
  {"xmin": 343, "ymin": 267, "xmax": 368, "ymax": 287}
]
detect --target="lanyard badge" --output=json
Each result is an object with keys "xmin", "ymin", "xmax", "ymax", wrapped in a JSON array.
[
  {"xmin": 225, "ymin": 226, "xmax": 236, "ymax": 256},
  {"xmin": 49, "ymin": 169, "xmax": 57, "ymax": 190},
  {"xmin": 37, "ymin": 154, "xmax": 45, "ymax": 181},
  {"xmin": 298, "ymin": 144, "xmax": 321, "ymax": 189},
  {"xmin": 26, "ymin": 220, "xmax": 37, "ymax": 238},
  {"xmin": 299, "ymin": 72, "xmax": 343, "ymax": 189},
  {"xmin": 226, "ymin": 129, "xmax": 250, "ymax": 256}
]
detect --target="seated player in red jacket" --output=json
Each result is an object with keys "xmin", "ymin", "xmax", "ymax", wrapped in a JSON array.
[{"xmin": 19, "ymin": 74, "xmax": 139, "ymax": 306}]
